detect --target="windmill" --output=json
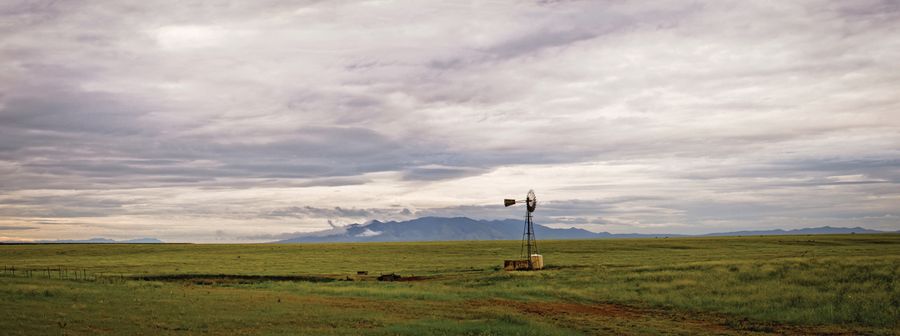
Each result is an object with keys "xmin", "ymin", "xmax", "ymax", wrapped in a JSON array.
[{"xmin": 503, "ymin": 189, "xmax": 544, "ymax": 270}]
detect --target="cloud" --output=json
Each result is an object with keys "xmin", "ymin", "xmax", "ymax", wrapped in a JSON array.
[
  {"xmin": 355, "ymin": 229, "xmax": 382, "ymax": 238},
  {"xmin": 0, "ymin": 0, "xmax": 898, "ymax": 241},
  {"xmin": 0, "ymin": 226, "xmax": 37, "ymax": 231},
  {"xmin": 403, "ymin": 165, "xmax": 490, "ymax": 181},
  {"xmin": 264, "ymin": 206, "xmax": 374, "ymax": 219}
]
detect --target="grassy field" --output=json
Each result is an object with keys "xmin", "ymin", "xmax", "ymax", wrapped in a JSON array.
[{"xmin": 1, "ymin": 234, "xmax": 898, "ymax": 335}]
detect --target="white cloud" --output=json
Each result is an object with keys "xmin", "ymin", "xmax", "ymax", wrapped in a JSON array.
[
  {"xmin": 151, "ymin": 25, "xmax": 231, "ymax": 50},
  {"xmin": 355, "ymin": 229, "xmax": 382, "ymax": 238}
]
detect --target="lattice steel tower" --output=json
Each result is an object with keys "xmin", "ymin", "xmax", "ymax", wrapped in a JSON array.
[{"xmin": 504, "ymin": 189, "xmax": 539, "ymax": 269}]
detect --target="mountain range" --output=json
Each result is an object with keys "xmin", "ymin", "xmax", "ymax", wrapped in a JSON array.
[
  {"xmin": 3, "ymin": 218, "xmax": 892, "ymax": 244},
  {"xmin": 31, "ymin": 237, "xmax": 165, "ymax": 244},
  {"xmin": 273, "ymin": 216, "xmax": 894, "ymax": 243}
]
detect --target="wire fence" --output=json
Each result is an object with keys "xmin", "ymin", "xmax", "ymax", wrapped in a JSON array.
[{"xmin": 1, "ymin": 265, "xmax": 130, "ymax": 283}]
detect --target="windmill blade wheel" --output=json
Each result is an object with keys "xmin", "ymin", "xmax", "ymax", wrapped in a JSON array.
[{"xmin": 526, "ymin": 189, "xmax": 537, "ymax": 212}]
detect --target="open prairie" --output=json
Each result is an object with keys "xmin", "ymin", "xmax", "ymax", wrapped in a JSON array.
[{"xmin": 1, "ymin": 234, "xmax": 898, "ymax": 335}]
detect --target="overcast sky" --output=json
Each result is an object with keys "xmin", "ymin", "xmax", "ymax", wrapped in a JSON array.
[{"xmin": 1, "ymin": 1, "xmax": 898, "ymax": 242}]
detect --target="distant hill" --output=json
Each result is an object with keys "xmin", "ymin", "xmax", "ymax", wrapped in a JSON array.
[
  {"xmin": 274, "ymin": 216, "xmax": 672, "ymax": 243},
  {"xmin": 702, "ymin": 226, "xmax": 886, "ymax": 236},
  {"xmin": 32, "ymin": 237, "xmax": 164, "ymax": 244},
  {"xmin": 273, "ymin": 217, "xmax": 894, "ymax": 243}
]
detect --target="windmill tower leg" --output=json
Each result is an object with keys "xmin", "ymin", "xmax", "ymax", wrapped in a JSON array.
[
  {"xmin": 526, "ymin": 210, "xmax": 533, "ymax": 270},
  {"xmin": 520, "ymin": 212, "xmax": 529, "ymax": 264},
  {"xmin": 521, "ymin": 209, "xmax": 539, "ymax": 270}
]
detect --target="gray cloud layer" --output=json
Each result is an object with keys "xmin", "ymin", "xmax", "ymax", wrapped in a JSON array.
[{"xmin": 1, "ymin": 1, "xmax": 898, "ymax": 241}]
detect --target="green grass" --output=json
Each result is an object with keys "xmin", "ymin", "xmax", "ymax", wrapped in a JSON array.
[{"xmin": 1, "ymin": 234, "xmax": 898, "ymax": 335}]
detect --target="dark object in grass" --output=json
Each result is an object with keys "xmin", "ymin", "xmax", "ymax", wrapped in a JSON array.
[
  {"xmin": 377, "ymin": 273, "xmax": 402, "ymax": 281},
  {"xmin": 357, "ymin": 271, "xmax": 368, "ymax": 275}
]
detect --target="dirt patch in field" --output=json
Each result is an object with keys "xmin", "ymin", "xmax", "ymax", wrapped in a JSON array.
[
  {"xmin": 541, "ymin": 264, "xmax": 591, "ymax": 270},
  {"xmin": 472, "ymin": 299, "xmax": 861, "ymax": 335},
  {"xmin": 395, "ymin": 275, "xmax": 434, "ymax": 281},
  {"xmin": 487, "ymin": 299, "xmax": 643, "ymax": 319},
  {"xmin": 134, "ymin": 272, "xmax": 439, "ymax": 285},
  {"xmin": 474, "ymin": 299, "xmax": 730, "ymax": 335},
  {"xmin": 132, "ymin": 274, "xmax": 336, "ymax": 284}
]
